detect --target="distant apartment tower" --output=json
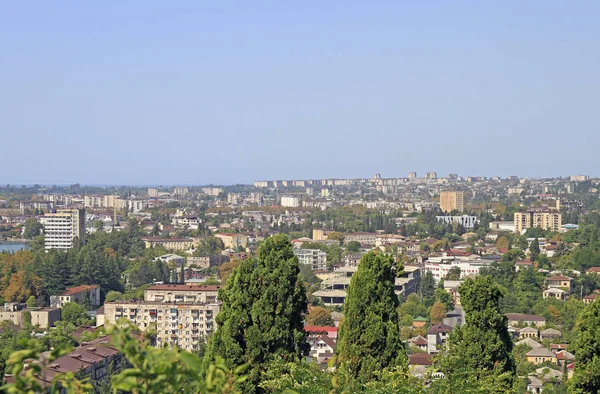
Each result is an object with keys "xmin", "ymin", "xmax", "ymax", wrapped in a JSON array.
[
  {"xmin": 293, "ymin": 249, "xmax": 327, "ymax": 271},
  {"xmin": 148, "ymin": 188, "xmax": 159, "ymax": 198},
  {"xmin": 570, "ymin": 175, "xmax": 589, "ymax": 182},
  {"xmin": 281, "ymin": 195, "xmax": 301, "ymax": 208},
  {"xmin": 448, "ymin": 173, "xmax": 458, "ymax": 180},
  {"xmin": 514, "ymin": 212, "xmax": 562, "ymax": 233},
  {"xmin": 40, "ymin": 208, "xmax": 86, "ymax": 250},
  {"xmin": 426, "ymin": 172, "xmax": 437, "ymax": 179},
  {"xmin": 439, "ymin": 191, "xmax": 464, "ymax": 213},
  {"xmin": 173, "ymin": 187, "xmax": 189, "ymax": 197},
  {"xmin": 408, "ymin": 172, "xmax": 417, "ymax": 179},
  {"xmin": 253, "ymin": 181, "xmax": 269, "ymax": 188}
]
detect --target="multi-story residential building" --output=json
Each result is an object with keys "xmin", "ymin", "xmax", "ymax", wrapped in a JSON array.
[
  {"xmin": 293, "ymin": 249, "xmax": 327, "ymax": 271},
  {"xmin": 424, "ymin": 259, "xmax": 493, "ymax": 282},
  {"xmin": 103, "ymin": 195, "xmax": 119, "ymax": 208},
  {"xmin": 408, "ymin": 172, "xmax": 417, "ymax": 179},
  {"xmin": 187, "ymin": 255, "xmax": 225, "ymax": 269},
  {"xmin": 435, "ymin": 215, "xmax": 478, "ymax": 229},
  {"xmin": 4, "ymin": 335, "xmax": 124, "ymax": 390},
  {"xmin": 148, "ymin": 188, "xmax": 159, "ymax": 198},
  {"xmin": 281, "ymin": 195, "xmax": 301, "ymax": 208},
  {"xmin": 101, "ymin": 284, "xmax": 221, "ymax": 351},
  {"xmin": 141, "ymin": 237, "xmax": 194, "ymax": 251},
  {"xmin": 40, "ymin": 208, "xmax": 86, "ymax": 250},
  {"xmin": 570, "ymin": 175, "xmax": 589, "ymax": 182},
  {"xmin": 214, "ymin": 233, "xmax": 248, "ymax": 249},
  {"xmin": 50, "ymin": 285, "xmax": 101, "ymax": 309},
  {"xmin": 253, "ymin": 181, "xmax": 269, "ymax": 188},
  {"xmin": 172, "ymin": 215, "xmax": 200, "ymax": 230},
  {"xmin": 344, "ymin": 232, "xmax": 378, "ymax": 245},
  {"xmin": 439, "ymin": 191, "xmax": 464, "ymax": 213},
  {"xmin": 19, "ymin": 201, "xmax": 54, "ymax": 214},
  {"xmin": 426, "ymin": 172, "xmax": 437, "ymax": 179},
  {"xmin": 201, "ymin": 187, "xmax": 223, "ymax": 197},
  {"xmin": 84, "ymin": 196, "xmax": 104, "ymax": 208},
  {"xmin": 0, "ymin": 303, "xmax": 61, "ymax": 329},
  {"xmin": 514, "ymin": 211, "xmax": 562, "ymax": 233},
  {"xmin": 173, "ymin": 187, "xmax": 189, "ymax": 197}
]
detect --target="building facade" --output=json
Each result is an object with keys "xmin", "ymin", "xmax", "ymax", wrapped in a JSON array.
[
  {"xmin": 50, "ymin": 285, "xmax": 101, "ymax": 309},
  {"xmin": 439, "ymin": 191, "xmax": 464, "ymax": 213},
  {"xmin": 293, "ymin": 249, "xmax": 327, "ymax": 271},
  {"xmin": 435, "ymin": 215, "xmax": 478, "ymax": 229},
  {"xmin": 514, "ymin": 212, "xmax": 562, "ymax": 233},
  {"xmin": 40, "ymin": 208, "xmax": 86, "ymax": 250}
]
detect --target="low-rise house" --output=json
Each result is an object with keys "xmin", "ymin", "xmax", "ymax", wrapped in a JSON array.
[
  {"xmin": 427, "ymin": 323, "xmax": 452, "ymax": 354},
  {"xmin": 515, "ymin": 260, "xmax": 534, "ymax": 272},
  {"xmin": 586, "ymin": 267, "xmax": 600, "ymax": 275},
  {"xmin": 408, "ymin": 353, "xmax": 434, "ymax": 376},
  {"xmin": 535, "ymin": 367, "xmax": 563, "ymax": 383},
  {"xmin": 556, "ymin": 350, "xmax": 575, "ymax": 367},
  {"xmin": 187, "ymin": 255, "xmax": 225, "ymax": 269},
  {"xmin": 443, "ymin": 280, "xmax": 463, "ymax": 306},
  {"xmin": 409, "ymin": 336, "xmax": 428, "ymax": 352},
  {"xmin": 519, "ymin": 327, "xmax": 539, "ymax": 339},
  {"xmin": 50, "ymin": 285, "xmax": 101, "ymax": 309},
  {"xmin": 526, "ymin": 348, "xmax": 557, "ymax": 365},
  {"xmin": 544, "ymin": 275, "xmax": 573, "ymax": 292},
  {"xmin": 549, "ymin": 344, "xmax": 569, "ymax": 352},
  {"xmin": 155, "ymin": 254, "xmax": 186, "ymax": 267},
  {"xmin": 412, "ymin": 317, "xmax": 428, "ymax": 328},
  {"xmin": 543, "ymin": 288, "xmax": 567, "ymax": 301},
  {"xmin": 506, "ymin": 313, "xmax": 546, "ymax": 328},
  {"xmin": 540, "ymin": 328, "xmax": 562, "ymax": 339},
  {"xmin": 309, "ymin": 335, "xmax": 336, "ymax": 364},
  {"xmin": 527, "ymin": 376, "xmax": 543, "ymax": 393},
  {"xmin": 304, "ymin": 326, "xmax": 338, "ymax": 339},
  {"xmin": 583, "ymin": 293, "xmax": 598, "ymax": 305}
]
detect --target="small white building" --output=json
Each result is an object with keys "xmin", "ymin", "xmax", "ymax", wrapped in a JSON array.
[{"xmin": 294, "ymin": 249, "xmax": 327, "ymax": 271}]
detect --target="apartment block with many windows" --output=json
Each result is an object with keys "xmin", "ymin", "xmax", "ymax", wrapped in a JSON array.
[
  {"xmin": 40, "ymin": 208, "xmax": 86, "ymax": 250},
  {"xmin": 514, "ymin": 211, "xmax": 562, "ymax": 233}
]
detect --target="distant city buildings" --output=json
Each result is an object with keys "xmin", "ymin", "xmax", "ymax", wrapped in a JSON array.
[
  {"xmin": 436, "ymin": 215, "xmax": 478, "ymax": 229},
  {"xmin": 439, "ymin": 191, "xmax": 464, "ymax": 213},
  {"xmin": 281, "ymin": 195, "xmax": 301, "ymax": 208},
  {"xmin": 40, "ymin": 208, "xmax": 86, "ymax": 250}
]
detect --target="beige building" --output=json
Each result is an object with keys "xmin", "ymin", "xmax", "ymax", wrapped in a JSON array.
[
  {"xmin": 40, "ymin": 208, "xmax": 86, "ymax": 250},
  {"xmin": 514, "ymin": 212, "xmax": 562, "ymax": 233},
  {"xmin": 50, "ymin": 284, "xmax": 101, "ymax": 309},
  {"xmin": 439, "ymin": 191, "xmax": 464, "ymax": 213},
  {"xmin": 101, "ymin": 284, "xmax": 221, "ymax": 351},
  {"xmin": 141, "ymin": 237, "xmax": 194, "ymax": 251},
  {"xmin": 312, "ymin": 229, "xmax": 331, "ymax": 241},
  {"xmin": 0, "ymin": 303, "xmax": 61, "ymax": 329},
  {"xmin": 148, "ymin": 188, "xmax": 159, "ymax": 198},
  {"xmin": 214, "ymin": 233, "xmax": 248, "ymax": 249}
]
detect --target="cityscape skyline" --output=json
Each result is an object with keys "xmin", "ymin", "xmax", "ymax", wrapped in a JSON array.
[{"xmin": 2, "ymin": 1, "xmax": 600, "ymax": 184}]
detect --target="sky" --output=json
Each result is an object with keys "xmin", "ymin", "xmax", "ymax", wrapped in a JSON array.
[{"xmin": 1, "ymin": 1, "xmax": 599, "ymax": 185}]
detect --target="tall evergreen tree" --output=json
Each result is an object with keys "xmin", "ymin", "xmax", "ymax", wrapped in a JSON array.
[
  {"xmin": 440, "ymin": 276, "xmax": 515, "ymax": 391},
  {"xmin": 202, "ymin": 234, "xmax": 308, "ymax": 394},
  {"xmin": 529, "ymin": 237, "xmax": 540, "ymax": 261},
  {"xmin": 336, "ymin": 251, "xmax": 407, "ymax": 386},
  {"xmin": 570, "ymin": 300, "xmax": 600, "ymax": 393}
]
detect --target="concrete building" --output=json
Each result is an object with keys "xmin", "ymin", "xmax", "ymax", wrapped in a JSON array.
[
  {"xmin": 293, "ymin": 249, "xmax": 327, "ymax": 271},
  {"xmin": 408, "ymin": 172, "xmax": 417, "ymax": 179},
  {"xmin": 514, "ymin": 212, "xmax": 562, "ymax": 233},
  {"xmin": 0, "ymin": 303, "xmax": 61, "ymax": 329},
  {"xmin": 439, "ymin": 191, "xmax": 464, "ymax": 213},
  {"xmin": 427, "ymin": 323, "xmax": 452, "ymax": 354},
  {"xmin": 426, "ymin": 172, "xmax": 437, "ymax": 179},
  {"xmin": 101, "ymin": 284, "xmax": 221, "ymax": 352},
  {"xmin": 148, "ymin": 188, "xmax": 159, "ymax": 198},
  {"xmin": 187, "ymin": 255, "xmax": 224, "ymax": 269},
  {"xmin": 570, "ymin": 175, "xmax": 589, "ymax": 182},
  {"xmin": 281, "ymin": 195, "xmax": 301, "ymax": 208},
  {"xmin": 436, "ymin": 215, "xmax": 478, "ymax": 229},
  {"xmin": 40, "ymin": 208, "xmax": 86, "ymax": 250},
  {"xmin": 424, "ymin": 259, "xmax": 492, "ymax": 282},
  {"xmin": 173, "ymin": 187, "xmax": 189, "ymax": 197},
  {"xmin": 214, "ymin": 233, "xmax": 248, "ymax": 249},
  {"xmin": 141, "ymin": 237, "xmax": 194, "ymax": 251},
  {"xmin": 50, "ymin": 285, "xmax": 101, "ymax": 309}
]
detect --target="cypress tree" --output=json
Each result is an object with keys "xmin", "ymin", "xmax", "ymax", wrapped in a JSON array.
[
  {"xmin": 202, "ymin": 234, "xmax": 308, "ymax": 393},
  {"xmin": 570, "ymin": 300, "xmax": 600, "ymax": 393},
  {"xmin": 441, "ymin": 276, "xmax": 515, "ymax": 390},
  {"xmin": 336, "ymin": 251, "xmax": 406, "ymax": 385},
  {"xmin": 529, "ymin": 237, "xmax": 540, "ymax": 261}
]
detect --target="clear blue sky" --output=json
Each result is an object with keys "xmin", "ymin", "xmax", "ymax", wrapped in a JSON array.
[{"xmin": 1, "ymin": 1, "xmax": 599, "ymax": 185}]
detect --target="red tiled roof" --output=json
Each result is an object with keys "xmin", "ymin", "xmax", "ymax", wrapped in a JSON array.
[
  {"xmin": 63, "ymin": 285, "xmax": 99, "ymax": 296},
  {"xmin": 506, "ymin": 313, "xmax": 546, "ymax": 322},
  {"xmin": 409, "ymin": 353, "xmax": 434, "ymax": 366},
  {"xmin": 428, "ymin": 323, "xmax": 452, "ymax": 334},
  {"xmin": 587, "ymin": 267, "xmax": 600, "ymax": 273},
  {"xmin": 546, "ymin": 275, "xmax": 572, "ymax": 281},
  {"xmin": 304, "ymin": 326, "xmax": 338, "ymax": 333},
  {"xmin": 411, "ymin": 336, "xmax": 428, "ymax": 346}
]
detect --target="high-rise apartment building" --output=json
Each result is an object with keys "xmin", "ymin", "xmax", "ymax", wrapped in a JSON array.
[
  {"xmin": 173, "ymin": 187, "xmax": 189, "ymax": 197},
  {"xmin": 408, "ymin": 172, "xmax": 417, "ymax": 179},
  {"xmin": 439, "ymin": 191, "xmax": 464, "ymax": 213},
  {"xmin": 148, "ymin": 188, "xmax": 159, "ymax": 198},
  {"xmin": 40, "ymin": 208, "xmax": 86, "ymax": 250},
  {"xmin": 281, "ymin": 195, "xmax": 301, "ymax": 207},
  {"xmin": 514, "ymin": 212, "xmax": 562, "ymax": 233},
  {"xmin": 101, "ymin": 284, "xmax": 221, "ymax": 351},
  {"xmin": 426, "ymin": 172, "xmax": 437, "ymax": 179}
]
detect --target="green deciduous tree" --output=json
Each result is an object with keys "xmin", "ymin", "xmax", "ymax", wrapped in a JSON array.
[
  {"xmin": 336, "ymin": 251, "xmax": 407, "ymax": 386},
  {"xmin": 529, "ymin": 238, "xmax": 541, "ymax": 261},
  {"xmin": 440, "ymin": 276, "xmax": 515, "ymax": 391},
  {"xmin": 570, "ymin": 299, "xmax": 600, "ymax": 393},
  {"xmin": 60, "ymin": 302, "xmax": 90, "ymax": 326},
  {"xmin": 444, "ymin": 266, "xmax": 461, "ymax": 281},
  {"xmin": 202, "ymin": 234, "xmax": 308, "ymax": 394}
]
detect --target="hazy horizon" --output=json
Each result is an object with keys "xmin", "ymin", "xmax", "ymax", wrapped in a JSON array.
[{"xmin": 2, "ymin": 1, "xmax": 599, "ymax": 185}]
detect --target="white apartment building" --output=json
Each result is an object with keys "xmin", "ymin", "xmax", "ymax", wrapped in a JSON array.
[
  {"xmin": 436, "ymin": 215, "xmax": 478, "ymax": 229},
  {"xmin": 424, "ymin": 259, "xmax": 493, "ymax": 282},
  {"xmin": 281, "ymin": 195, "xmax": 301, "ymax": 208},
  {"xmin": 294, "ymin": 249, "xmax": 327, "ymax": 271},
  {"xmin": 101, "ymin": 284, "xmax": 221, "ymax": 352},
  {"xmin": 173, "ymin": 187, "xmax": 189, "ymax": 197},
  {"xmin": 148, "ymin": 188, "xmax": 159, "ymax": 198},
  {"xmin": 40, "ymin": 208, "xmax": 86, "ymax": 250}
]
